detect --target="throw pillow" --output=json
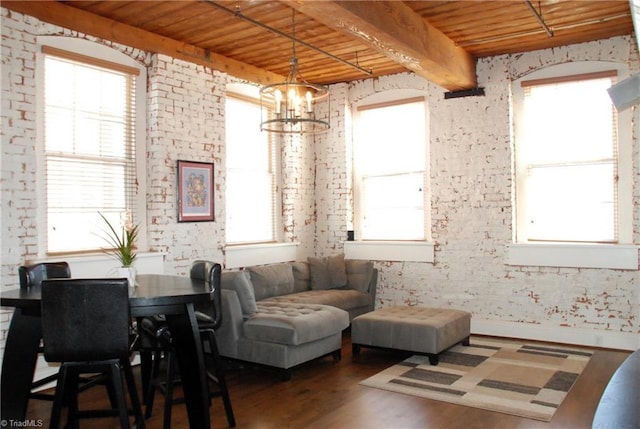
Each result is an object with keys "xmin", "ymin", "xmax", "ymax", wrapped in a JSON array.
[
  {"xmin": 248, "ymin": 263, "xmax": 294, "ymax": 300},
  {"xmin": 345, "ymin": 259, "xmax": 374, "ymax": 293},
  {"xmin": 308, "ymin": 254, "xmax": 347, "ymax": 290},
  {"xmin": 221, "ymin": 271, "xmax": 258, "ymax": 318},
  {"xmin": 291, "ymin": 261, "xmax": 310, "ymax": 293}
]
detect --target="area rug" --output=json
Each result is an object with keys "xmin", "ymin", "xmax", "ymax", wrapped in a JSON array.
[{"xmin": 359, "ymin": 337, "xmax": 593, "ymax": 421}]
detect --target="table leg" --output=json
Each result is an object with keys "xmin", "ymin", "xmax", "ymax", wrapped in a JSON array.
[
  {"xmin": 1, "ymin": 308, "xmax": 43, "ymax": 422},
  {"xmin": 164, "ymin": 304, "xmax": 210, "ymax": 429}
]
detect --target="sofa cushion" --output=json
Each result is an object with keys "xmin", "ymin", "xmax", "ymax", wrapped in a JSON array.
[
  {"xmin": 243, "ymin": 302, "xmax": 349, "ymax": 346},
  {"xmin": 291, "ymin": 262, "xmax": 310, "ymax": 293},
  {"xmin": 221, "ymin": 271, "xmax": 258, "ymax": 319},
  {"xmin": 308, "ymin": 254, "xmax": 347, "ymax": 290},
  {"xmin": 248, "ymin": 263, "xmax": 294, "ymax": 301},
  {"xmin": 345, "ymin": 260, "xmax": 374, "ymax": 293},
  {"xmin": 262, "ymin": 289, "xmax": 372, "ymax": 312}
]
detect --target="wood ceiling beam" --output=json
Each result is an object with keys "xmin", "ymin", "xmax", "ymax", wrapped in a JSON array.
[
  {"xmin": 1, "ymin": 1, "xmax": 284, "ymax": 85},
  {"xmin": 287, "ymin": 0, "xmax": 477, "ymax": 91}
]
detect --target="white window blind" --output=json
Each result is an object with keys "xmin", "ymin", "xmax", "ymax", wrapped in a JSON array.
[
  {"xmin": 354, "ymin": 97, "xmax": 427, "ymax": 240},
  {"xmin": 43, "ymin": 46, "xmax": 139, "ymax": 254},
  {"xmin": 518, "ymin": 71, "xmax": 618, "ymax": 243},
  {"xmin": 225, "ymin": 95, "xmax": 278, "ymax": 244}
]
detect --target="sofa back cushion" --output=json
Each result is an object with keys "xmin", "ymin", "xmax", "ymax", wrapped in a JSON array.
[
  {"xmin": 345, "ymin": 260, "xmax": 374, "ymax": 293},
  {"xmin": 221, "ymin": 271, "xmax": 258, "ymax": 319},
  {"xmin": 308, "ymin": 254, "xmax": 347, "ymax": 290},
  {"xmin": 248, "ymin": 263, "xmax": 294, "ymax": 301},
  {"xmin": 291, "ymin": 262, "xmax": 310, "ymax": 293}
]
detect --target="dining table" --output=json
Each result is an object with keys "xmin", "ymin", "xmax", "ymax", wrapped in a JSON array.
[{"xmin": 1, "ymin": 273, "xmax": 214, "ymax": 428}]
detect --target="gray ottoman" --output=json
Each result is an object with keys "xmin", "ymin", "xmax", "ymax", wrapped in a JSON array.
[{"xmin": 351, "ymin": 306, "xmax": 471, "ymax": 365}]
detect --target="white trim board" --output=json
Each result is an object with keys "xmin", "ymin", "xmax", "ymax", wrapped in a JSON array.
[{"xmin": 471, "ymin": 318, "xmax": 638, "ymax": 351}]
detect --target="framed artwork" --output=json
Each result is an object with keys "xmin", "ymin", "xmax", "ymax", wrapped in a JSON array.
[{"xmin": 177, "ymin": 160, "xmax": 214, "ymax": 222}]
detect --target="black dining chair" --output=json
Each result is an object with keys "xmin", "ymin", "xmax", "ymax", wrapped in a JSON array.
[
  {"xmin": 18, "ymin": 262, "xmax": 72, "ymax": 401},
  {"xmin": 143, "ymin": 260, "xmax": 235, "ymax": 428},
  {"xmin": 41, "ymin": 278, "xmax": 145, "ymax": 429}
]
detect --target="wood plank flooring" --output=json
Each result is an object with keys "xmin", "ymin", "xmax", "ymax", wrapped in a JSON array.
[{"xmin": 24, "ymin": 332, "xmax": 631, "ymax": 429}]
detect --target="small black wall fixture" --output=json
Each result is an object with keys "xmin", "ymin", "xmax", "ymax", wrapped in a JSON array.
[{"xmin": 444, "ymin": 87, "xmax": 485, "ymax": 99}]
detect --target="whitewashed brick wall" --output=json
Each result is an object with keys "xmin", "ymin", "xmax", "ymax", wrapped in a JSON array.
[
  {"xmin": 146, "ymin": 54, "xmax": 227, "ymax": 274},
  {"xmin": 1, "ymin": 5, "xmax": 638, "ymax": 358},
  {"xmin": 314, "ymin": 37, "xmax": 640, "ymax": 348}
]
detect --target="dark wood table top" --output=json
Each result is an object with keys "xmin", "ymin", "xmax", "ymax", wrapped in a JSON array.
[{"xmin": 0, "ymin": 273, "xmax": 213, "ymax": 316}]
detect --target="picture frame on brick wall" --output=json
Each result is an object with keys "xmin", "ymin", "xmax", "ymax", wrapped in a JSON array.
[{"xmin": 177, "ymin": 160, "xmax": 215, "ymax": 222}]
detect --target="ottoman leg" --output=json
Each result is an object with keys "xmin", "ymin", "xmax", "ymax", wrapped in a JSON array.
[
  {"xmin": 462, "ymin": 336, "xmax": 470, "ymax": 346},
  {"xmin": 428, "ymin": 354, "xmax": 439, "ymax": 366},
  {"xmin": 352, "ymin": 344, "xmax": 361, "ymax": 355}
]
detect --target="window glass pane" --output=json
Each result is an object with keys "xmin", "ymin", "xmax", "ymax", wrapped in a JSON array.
[
  {"xmin": 527, "ymin": 163, "xmax": 615, "ymax": 242},
  {"xmin": 226, "ymin": 170, "xmax": 275, "ymax": 243},
  {"xmin": 358, "ymin": 102, "xmax": 425, "ymax": 174},
  {"xmin": 523, "ymin": 78, "xmax": 615, "ymax": 164},
  {"xmin": 363, "ymin": 173, "xmax": 424, "ymax": 240}
]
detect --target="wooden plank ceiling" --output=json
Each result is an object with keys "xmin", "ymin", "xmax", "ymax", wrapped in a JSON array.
[{"xmin": 1, "ymin": 1, "xmax": 634, "ymax": 91}]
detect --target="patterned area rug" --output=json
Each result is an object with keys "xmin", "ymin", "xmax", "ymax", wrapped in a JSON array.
[{"xmin": 360, "ymin": 337, "xmax": 593, "ymax": 421}]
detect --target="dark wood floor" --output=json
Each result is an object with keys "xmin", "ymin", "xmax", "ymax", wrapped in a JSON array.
[{"xmin": 25, "ymin": 332, "xmax": 630, "ymax": 429}]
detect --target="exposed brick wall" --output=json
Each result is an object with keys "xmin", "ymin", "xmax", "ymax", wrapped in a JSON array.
[
  {"xmin": 1, "ymin": 6, "xmax": 638, "ymax": 359},
  {"xmin": 146, "ymin": 54, "xmax": 227, "ymax": 274},
  {"xmin": 312, "ymin": 37, "xmax": 640, "ymax": 339},
  {"xmin": 1, "ymin": 8, "xmax": 39, "ymax": 287}
]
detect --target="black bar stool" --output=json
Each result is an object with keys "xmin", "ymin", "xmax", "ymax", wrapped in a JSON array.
[
  {"xmin": 41, "ymin": 278, "xmax": 145, "ymax": 429},
  {"xmin": 143, "ymin": 261, "xmax": 235, "ymax": 428},
  {"xmin": 18, "ymin": 262, "xmax": 71, "ymax": 401}
]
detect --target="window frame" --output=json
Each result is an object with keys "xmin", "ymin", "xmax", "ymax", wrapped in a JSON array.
[
  {"xmin": 224, "ymin": 86, "xmax": 282, "ymax": 245},
  {"xmin": 512, "ymin": 61, "xmax": 632, "ymax": 245},
  {"xmin": 36, "ymin": 36, "xmax": 147, "ymax": 257},
  {"xmin": 509, "ymin": 61, "xmax": 635, "ymax": 269},
  {"xmin": 352, "ymin": 91, "xmax": 431, "ymax": 242}
]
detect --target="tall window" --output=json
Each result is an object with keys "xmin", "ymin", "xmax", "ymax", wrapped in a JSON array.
[
  {"xmin": 225, "ymin": 95, "xmax": 279, "ymax": 244},
  {"xmin": 42, "ymin": 45, "xmax": 141, "ymax": 255},
  {"xmin": 353, "ymin": 96, "xmax": 427, "ymax": 240},
  {"xmin": 515, "ymin": 70, "xmax": 620, "ymax": 243}
]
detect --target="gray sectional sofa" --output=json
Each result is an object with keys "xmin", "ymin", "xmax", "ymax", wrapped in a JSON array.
[{"xmin": 216, "ymin": 255, "xmax": 378, "ymax": 378}]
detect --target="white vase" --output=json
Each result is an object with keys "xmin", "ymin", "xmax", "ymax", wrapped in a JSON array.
[{"xmin": 116, "ymin": 266, "xmax": 137, "ymax": 288}]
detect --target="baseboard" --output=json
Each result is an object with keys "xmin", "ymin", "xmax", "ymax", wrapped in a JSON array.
[{"xmin": 471, "ymin": 319, "xmax": 639, "ymax": 351}]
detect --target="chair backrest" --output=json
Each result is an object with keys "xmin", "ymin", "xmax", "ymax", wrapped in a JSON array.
[
  {"xmin": 19, "ymin": 262, "xmax": 71, "ymax": 289},
  {"xmin": 190, "ymin": 260, "xmax": 222, "ymax": 329},
  {"xmin": 41, "ymin": 278, "xmax": 131, "ymax": 362}
]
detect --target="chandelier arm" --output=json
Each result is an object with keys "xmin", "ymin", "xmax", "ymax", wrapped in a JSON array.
[{"xmin": 205, "ymin": 0, "xmax": 373, "ymax": 77}]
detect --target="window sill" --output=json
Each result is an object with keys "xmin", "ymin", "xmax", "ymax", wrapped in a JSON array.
[
  {"xmin": 35, "ymin": 251, "xmax": 166, "ymax": 276},
  {"xmin": 506, "ymin": 243, "xmax": 639, "ymax": 270},
  {"xmin": 344, "ymin": 241, "xmax": 435, "ymax": 263},
  {"xmin": 224, "ymin": 242, "xmax": 299, "ymax": 269}
]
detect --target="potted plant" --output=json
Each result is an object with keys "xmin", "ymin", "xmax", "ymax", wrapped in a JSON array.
[{"xmin": 99, "ymin": 211, "xmax": 139, "ymax": 287}]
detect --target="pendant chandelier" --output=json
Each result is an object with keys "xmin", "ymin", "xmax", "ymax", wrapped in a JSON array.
[{"xmin": 260, "ymin": 11, "xmax": 330, "ymax": 135}]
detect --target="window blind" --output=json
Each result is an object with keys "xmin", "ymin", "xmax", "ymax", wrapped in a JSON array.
[{"xmin": 43, "ymin": 46, "xmax": 138, "ymax": 254}]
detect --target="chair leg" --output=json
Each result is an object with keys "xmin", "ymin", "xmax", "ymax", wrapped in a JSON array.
[
  {"xmin": 122, "ymin": 359, "xmax": 146, "ymax": 429},
  {"xmin": 107, "ymin": 362, "xmax": 130, "ymax": 429},
  {"xmin": 204, "ymin": 329, "xmax": 236, "ymax": 427},
  {"xmin": 66, "ymin": 370, "xmax": 81, "ymax": 429},
  {"xmin": 49, "ymin": 366, "xmax": 70, "ymax": 429}
]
